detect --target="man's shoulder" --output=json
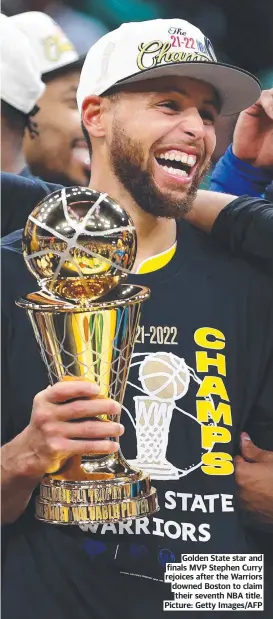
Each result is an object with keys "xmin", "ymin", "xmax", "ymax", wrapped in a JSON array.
[
  {"xmin": 19, "ymin": 166, "xmax": 37, "ymax": 181},
  {"xmin": 1, "ymin": 171, "xmax": 62, "ymax": 194},
  {"xmin": 1, "ymin": 172, "xmax": 62, "ymax": 214},
  {"xmin": 1, "ymin": 229, "xmax": 24, "ymax": 254},
  {"xmin": 1, "ymin": 173, "xmax": 63, "ymax": 237},
  {"xmin": 1, "ymin": 235, "xmax": 34, "ymax": 312}
]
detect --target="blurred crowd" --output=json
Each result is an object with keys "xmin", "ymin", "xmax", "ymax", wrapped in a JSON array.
[
  {"xmin": 1, "ymin": 0, "xmax": 272, "ymax": 178},
  {"xmin": 2, "ymin": 0, "xmax": 273, "ymax": 74}
]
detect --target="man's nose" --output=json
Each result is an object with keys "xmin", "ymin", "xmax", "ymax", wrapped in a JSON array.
[{"xmin": 179, "ymin": 109, "xmax": 205, "ymax": 141}]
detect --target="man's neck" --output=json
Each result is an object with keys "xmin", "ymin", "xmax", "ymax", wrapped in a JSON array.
[
  {"xmin": 125, "ymin": 205, "xmax": 176, "ymax": 272},
  {"xmin": 89, "ymin": 169, "xmax": 177, "ymax": 272},
  {"xmin": 1, "ymin": 125, "xmax": 26, "ymax": 174}
]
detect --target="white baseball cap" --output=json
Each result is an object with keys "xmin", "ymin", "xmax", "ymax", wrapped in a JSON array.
[
  {"xmin": 0, "ymin": 13, "xmax": 45, "ymax": 114},
  {"xmin": 77, "ymin": 18, "xmax": 261, "ymax": 116},
  {"xmin": 11, "ymin": 11, "xmax": 84, "ymax": 78}
]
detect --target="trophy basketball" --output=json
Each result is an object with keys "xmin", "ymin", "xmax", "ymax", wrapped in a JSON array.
[{"xmin": 16, "ymin": 187, "xmax": 159, "ymax": 525}]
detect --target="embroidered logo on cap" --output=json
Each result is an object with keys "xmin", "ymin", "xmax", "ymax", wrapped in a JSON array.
[
  {"xmin": 42, "ymin": 30, "xmax": 75, "ymax": 63},
  {"xmin": 136, "ymin": 30, "xmax": 217, "ymax": 71}
]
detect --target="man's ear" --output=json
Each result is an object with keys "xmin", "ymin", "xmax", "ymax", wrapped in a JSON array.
[{"xmin": 81, "ymin": 95, "xmax": 107, "ymax": 139}]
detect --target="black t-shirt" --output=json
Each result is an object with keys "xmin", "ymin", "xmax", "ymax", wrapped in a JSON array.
[
  {"xmin": 2, "ymin": 182, "xmax": 273, "ymax": 618},
  {"xmin": 1, "ymin": 172, "xmax": 61, "ymax": 237},
  {"xmin": 19, "ymin": 165, "xmax": 37, "ymax": 181},
  {"xmin": 265, "ymin": 182, "xmax": 273, "ymax": 202}
]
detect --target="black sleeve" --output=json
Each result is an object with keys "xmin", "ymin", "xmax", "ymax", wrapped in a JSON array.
[
  {"xmin": 241, "ymin": 351, "xmax": 273, "ymax": 535},
  {"xmin": 1, "ymin": 172, "xmax": 62, "ymax": 237},
  {"xmin": 1, "ymin": 310, "xmax": 13, "ymax": 445},
  {"xmin": 246, "ymin": 355, "xmax": 273, "ymax": 452},
  {"xmin": 211, "ymin": 196, "xmax": 273, "ymax": 266}
]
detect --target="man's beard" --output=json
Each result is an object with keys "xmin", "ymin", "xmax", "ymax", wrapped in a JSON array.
[{"xmin": 109, "ymin": 119, "xmax": 209, "ymax": 219}]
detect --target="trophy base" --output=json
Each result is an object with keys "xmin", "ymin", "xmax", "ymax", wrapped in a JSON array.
[{"xmin": 35, "ymin": 453, "xmax": 159, "ymax": 525}]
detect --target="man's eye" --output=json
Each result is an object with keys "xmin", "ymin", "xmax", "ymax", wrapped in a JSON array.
[
  {"xmin": 157, "ymin": 101, "xmax": 179, "ymax": 111},
  {"xmin": 200, "ymin": 110, "xmax": 215, "ymax": 125}
]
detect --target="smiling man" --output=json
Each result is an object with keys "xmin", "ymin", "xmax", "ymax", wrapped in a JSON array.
[
  {"xmin": 89, "ymin": 76, "xmax": 219, "ymax": 225},
  {"xmin": 2, "ymin": 18, "xmax": 273, "ymax": 619},
  {"xmin": 11, "ymin": 11, "xmax": 90, "ymax": 186}
]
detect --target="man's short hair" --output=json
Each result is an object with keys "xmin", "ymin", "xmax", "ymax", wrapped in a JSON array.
[
  {"xmin": 81, "ymin": 121, "xmax": 92, "ymax": 159},
  {"xmin": 1, "ymin": 100, "xmax": 40, "ymax": 140},
  {"xmin": 1, "ymin": 100, "xmax": 28, "ymax": 134}
]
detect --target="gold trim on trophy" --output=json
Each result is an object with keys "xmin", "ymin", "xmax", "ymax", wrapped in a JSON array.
[{"xmin": 16, "ymin": 187, "xmax": 159, "ymax": 525}]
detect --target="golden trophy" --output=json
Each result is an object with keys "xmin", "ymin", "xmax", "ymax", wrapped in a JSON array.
[{"xmin": 16, "ymin": 187, "xmax": 159, "ymax": 525}]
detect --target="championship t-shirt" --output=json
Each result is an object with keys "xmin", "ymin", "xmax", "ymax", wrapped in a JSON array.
[{"xmin": 2, "ymin": 191, "xmax": 273, "ymax": 618}]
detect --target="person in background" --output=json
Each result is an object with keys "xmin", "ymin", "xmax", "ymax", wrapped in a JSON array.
[
  {"xmin": 210, "ymin": 88, "xmax": 273, "ymax": 199},
  {"xmin": 188, "ymin": 87, "xmax": 273, "ymax": 268},
  {"xmin": 11, "ymin": 11, "xmax": 90, "ymax": 186},
  {"xmin": 0, "ymin": 14, "xmax": 45, "ymax": 176},
  {"xmin": 47, "ymin": 0, "xmax": 108, "ymax": 56},
  {"xmin": 188, "ymin": 90, "xmax": 273, "ymax": 547}
]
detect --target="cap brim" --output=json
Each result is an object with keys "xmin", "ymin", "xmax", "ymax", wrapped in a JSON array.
[
  {"xmin": 42, "ymin": 54, "xmax": 85, "ymax": 81},
  {"xmin": 114, "ymin": 61, "xmax": 261, "ymax": 116}
]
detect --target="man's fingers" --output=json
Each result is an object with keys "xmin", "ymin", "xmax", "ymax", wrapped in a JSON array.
[
  {"xmin": 57, "ymin": 397, "xmax": 121, "ymax": 420},
  {"xmin": 240, "ymin": 433, "xmax": 264, "ymax": 462},
  {"xmin": 234, "ymin": 455, "xmax": 245, "ymax": 466},
  {"xmin": 68, "ymin": 438, "xmax": 120, "ymax": 455},
  {"xmin": 243, "ymin": 89, "xmax": 273, "ymax": 119},
  {"xmin": 243, "ymin": 100, "xmax": 263, "ymax": 118},
  {"xmin": 240, "ymin": 433, "xmax": 273, "ymax": 463},
  {"xmin": 39, "ymin": 380, "xmax": 100, "ymax": 404},
  {"xmin": 64, "ymin": 419, "xmax": 124, "ymax": 439},
  {"xmin": 260, "ymin": 89, "xmax": 273, "ymax": 120}
]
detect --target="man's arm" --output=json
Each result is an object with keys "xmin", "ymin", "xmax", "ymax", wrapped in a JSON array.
[
  {"xmin": 1, "ymin": 380, "xmax": 123, "ymax": 525},
  {"xmin": 235, "ymin": 352, "xmax": 273, "ymax": 527},
  {"xmin": 188, "ymin": 88, "xmax": 273, "ymax": 263},
  {"xmin": 210, "ymin": 145, "xmax": 272, "ymax": 197},
  {"xmin": 188, "ymin": 192, "xmax": 273, "ymax": 526},
  {"xmin": 210, "ymin": 89, "xmax": 273, "ymax": 197},
  {"xmin": 1, "ymin": 430, "xmax": 45, "ymax": 525},
  {"xmin": 188, "ymin": 190, "xmax": 237, "ymax": 232},
  {"xmin": 188, "ymin": 193, "xmax": 273, "ymax": 262},
  {"xmin": 235, "ymin": 434, "xmax": 273, "ymax": 526}
]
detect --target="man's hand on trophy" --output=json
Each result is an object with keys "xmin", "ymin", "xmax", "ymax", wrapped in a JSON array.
[{"xmin": 24, "ymin": 381, "xmax": 123, "ymax": 477}]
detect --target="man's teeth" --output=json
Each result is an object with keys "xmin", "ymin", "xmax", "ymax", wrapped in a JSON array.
[
  {"xmin": 161, "ymin": 165, "xmax": 188, "ymax": 177},
  {"xmin": 157, "ymin": 152, "xmax": 197, "ymax": 167}
]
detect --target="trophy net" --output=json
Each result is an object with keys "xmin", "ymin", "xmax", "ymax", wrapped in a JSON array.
[{"xmin": 30, "ymin": 303, "xmax": 140, "ymax": 405}]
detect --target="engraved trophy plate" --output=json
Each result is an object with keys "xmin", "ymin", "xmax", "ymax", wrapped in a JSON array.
[{"xmin": 16, "ymin": 187, "xmax": 159, "ymax": 525}]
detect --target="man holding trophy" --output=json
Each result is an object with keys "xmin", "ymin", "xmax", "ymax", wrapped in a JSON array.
[{"xmin": 2, "ymin": 18, "xmax": 273, "ymax": 619}]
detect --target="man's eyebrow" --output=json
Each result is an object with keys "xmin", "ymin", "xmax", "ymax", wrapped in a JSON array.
[{"xmin": 154, "ymin": 86, "xmax": 221, "ymax": 113}]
